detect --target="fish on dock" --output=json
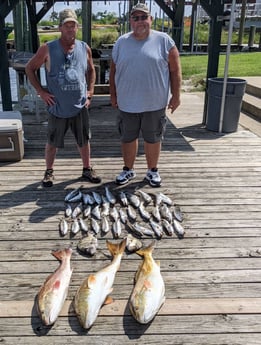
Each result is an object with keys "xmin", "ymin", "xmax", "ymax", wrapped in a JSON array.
[
  {"xmin": 125, "ymin": 234, "xmax": 143, "ymax": 252},
  {"xmin": 149, "ymin": 219, "xmax": 163, "ymax": 238},
  {"xmin": 71, "ymin": 218, "xmax": 80, "ymax": 234},
  {"xmin": 36, "ymin": 248, "xmax": 73, "ymax": 326},
  {"xmin": 59, "ymin": 218, "xmax": 69, "ymax": 236},
  {"xmin": 74, "ymin": 239, "xmax": 126, "ymax": 329},
  {"xmin": 118, "ymin": 190, "xmax": 128, "ymax": 206},
  {"xmin": 78, "ymin": 217, "xmax": 88, "ymax": 232},
  {"xmin": 105, "ymin": 186, "xmax": 116, "ymax": 205},
  {"xmin": 64, "ymin": 186, "xmax": 82, "ymax": 203},
  {"xmin": 173, "ymin": 205, "xmax": 183, "ymax": 222},
  {"xmin": 64, "ymin": 203, "xmax": 72, "ymax": 218},
  {"xmin": 71, "ymin": 203, "xmax": 82, "ymax": 219},
  {"xmin": 129, "ymin": 242, "xmax": 165, "ymax": 324},
  {"xmin": 135, "ymin": 189, "xmax": 152, "ymax": 205},
  {"xmin": 92, "ymin": 191, "xmax": 102, "ymax": 205},
  {"xmin": 77, "ymin": 233, "xmax": 98, "ymax": 256},
  {"xmin": 173, "ymin": 219, "xmax": 185, "ymax": 239}
]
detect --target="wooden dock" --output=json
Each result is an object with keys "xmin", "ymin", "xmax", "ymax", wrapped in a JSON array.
[{"xmin": 0, "ymin": 92, "xmax": 261, "ymax": 344}]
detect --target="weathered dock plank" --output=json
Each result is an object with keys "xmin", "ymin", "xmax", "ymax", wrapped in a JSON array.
[{"xmin": 0, "ymin": 92, "xmax": 261, "ymax": 344}]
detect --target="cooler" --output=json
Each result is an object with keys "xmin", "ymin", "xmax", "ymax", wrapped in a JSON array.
[{"xmin": 0, "ymin": 111, "xmax": 24, "ymax": 161}]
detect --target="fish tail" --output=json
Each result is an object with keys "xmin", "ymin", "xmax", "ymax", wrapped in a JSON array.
[
  {"xmin": 51, "ymin": 247, "xmax": 72, "ymax": 261},
  {"xmin": 106, "ymin": 238, "xmax": 127, "ymax": 257},
  {"xmin": 136, "ymin": 240, "xmax": 156, "ymax": 257}
]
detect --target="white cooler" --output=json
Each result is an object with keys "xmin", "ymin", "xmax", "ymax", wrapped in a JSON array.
[{"xmin": 0, "ymin": 111, "xmax": 24, "ymax": 161}]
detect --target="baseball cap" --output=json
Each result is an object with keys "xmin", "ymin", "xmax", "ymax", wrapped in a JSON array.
[
  {"xmin": 59, "ymin": 9, "xmax": 78, "ymax": 25},
  {"xmin": 130, "ymin": 3, "xmax": 151, "ymax": 16}
]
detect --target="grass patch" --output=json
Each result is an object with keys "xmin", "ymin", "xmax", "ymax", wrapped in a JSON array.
[{"xmin": 180, "ymin": 52, "xmax": 261, "ymax": 91}]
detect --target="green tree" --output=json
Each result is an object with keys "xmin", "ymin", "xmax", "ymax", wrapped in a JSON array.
[
  {"xmin": 75, "ymin": 8, "xmax": 82, "ymax": 21},
  {"xmin": 49, "ymin": 11, "xmax": 58, "ymax": 23}
]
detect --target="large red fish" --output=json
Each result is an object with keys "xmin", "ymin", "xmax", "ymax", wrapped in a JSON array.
[{"xmin": 37, "ymin": 248, "xmax": 73, "ymax": 325}]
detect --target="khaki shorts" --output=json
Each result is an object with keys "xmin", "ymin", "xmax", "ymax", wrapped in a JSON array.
[
  {"xmin": 47, "ymin": 107, "xmax": 90, "ymax": 148},
  {"xmin": 117, "ymin": 108, "xmax": 167, "ymax": 143}
]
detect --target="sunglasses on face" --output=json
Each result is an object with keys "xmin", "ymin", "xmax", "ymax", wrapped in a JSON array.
[{"xmin": 131, "ymin": 15, "xmax": 149, "ymax": 22}]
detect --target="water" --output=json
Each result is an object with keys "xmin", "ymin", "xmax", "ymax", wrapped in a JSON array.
[{"xmin": 0, "ymin": 68, "xmax": 18, "ymax": 110}]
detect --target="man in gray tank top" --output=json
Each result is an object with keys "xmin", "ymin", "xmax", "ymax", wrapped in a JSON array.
[
  {"xmin": 26, "ymin": 9, "xmax": 101, "ymax": 187},
  {"xmin": 110, "ymin": 3, "xmax": 182, "ymax": 187}
]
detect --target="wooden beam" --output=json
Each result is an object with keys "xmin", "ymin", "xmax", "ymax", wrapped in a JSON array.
[
  {"xmin": 0, "ymin": 15, "xmax": 12, "ymax": 110},
  {"xmin": 1, "ymin": 298, "xmax": 261, "ymax": 318},
  {"xmin": 200, "ymin": 0, "xmax": 224, "ymax": 124},
  {"xmin": 0, "ymin": 0, "xmax": 20, "ymax": 18}
]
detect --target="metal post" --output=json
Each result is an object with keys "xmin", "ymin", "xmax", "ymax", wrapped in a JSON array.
[
  {"xmin": 82, "ymin": 0, "xmax": 92, "ymax": 46},
  {"xmin": 219, "ymin": 0, "xmax": 236, "ymax": 133},
  {"xmin": 238, "ymin": 0, "xmax": 246, "ymax": 47},
  {"xmin": 248, "ymin": 25, "xmax": 256, "ymax": 48}
]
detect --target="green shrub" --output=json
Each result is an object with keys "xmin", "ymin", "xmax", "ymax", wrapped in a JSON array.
[{"xmin": 91, "ymin": 30, "xmax": 118, "ymax": 48}]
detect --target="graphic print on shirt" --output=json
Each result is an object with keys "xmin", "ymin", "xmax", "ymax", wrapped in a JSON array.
[{"xmin": 60, "ymin": 52, "xmax": 86, "ymax": 108}]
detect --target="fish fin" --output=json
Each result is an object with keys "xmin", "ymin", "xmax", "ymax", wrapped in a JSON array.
[
  {"xmin": 134, "ymin": 264, "xmax": 142, "ymax": 283},
  {"xmin": 104, "ymin": 295, "xmax": 114, "ymax": 305},
  {"xmin": 87, "ymin": 274, "xmax": 96, "ymax": 288},
  {"xmin": 156, "ymin": 260, "xmax": 161, "ymax": 267},
  {"xmin": 51, "ymin": 247, "xmax": 72, "ymax": 261},
  {"xmin": 106, "ymin": 238, "xmax": 127, "ymax": 257},
  {"xmin": 136, "ymin": 241, "xmax": 156, "ymax": 257}
]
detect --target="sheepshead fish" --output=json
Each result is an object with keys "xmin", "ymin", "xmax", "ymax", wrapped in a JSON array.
[
  {"xmin": 125, "ymin": 234, "xmax": 142, "ymax": 252},
  {"xmin": 129, "ymin": 242, "xmax": 165, "ymax": 324},
  {"xmin": 37, "ymin": 248, "xmax": 73, "ymax": 326},
  {"xmin": 77, "ymin": 233, "xmax": 98, "ymax": 256},
  {"xmin": 74, "ymin": 239, "xmax": 126, "ymax": 329}
]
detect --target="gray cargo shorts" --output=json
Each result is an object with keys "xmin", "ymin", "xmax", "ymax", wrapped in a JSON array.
[
  {"xmin": 117, "ymin": 108, "xmax": 167, "ymax": 143},
  {"xmin": 47, "ymin": 107, "xmax": 91, "ymax": 148}
]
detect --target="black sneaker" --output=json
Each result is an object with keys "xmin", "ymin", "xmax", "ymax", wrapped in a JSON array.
[
  {"xmin": 42, "ymin": 169, "xmax": 54, "ymax": 187},
  {"xmin": 116, "ymin": 166, "xmax": 136, "ymax": 185},
  {"xmin": 82, "ymin": 167, "xmax": 101, "ymax": 184}
]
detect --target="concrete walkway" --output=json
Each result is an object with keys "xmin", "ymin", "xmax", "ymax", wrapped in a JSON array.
[{"xmin": 172, "ymin": 76, "xmax": 261, "ymax": 138}]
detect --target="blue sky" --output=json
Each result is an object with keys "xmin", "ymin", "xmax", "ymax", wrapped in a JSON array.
[{"xmin": 6, "ymin": 1, "xmax": 191, "ymax": 22}]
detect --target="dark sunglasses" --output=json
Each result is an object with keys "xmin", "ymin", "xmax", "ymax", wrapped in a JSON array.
[
  {"xmin": 131, "ymin": 15, "xmax": 149, "ymax": 22},
  {"xmin": 64, "ymin": 53, "xmax": 73, "ymax": 69}
]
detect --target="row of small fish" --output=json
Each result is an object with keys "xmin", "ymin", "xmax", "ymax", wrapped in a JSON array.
[
  {"xmin": 65, "ymin": 186, "xmax": 175, "ymax": 209},
  {"xmin": 37, "ymin": 239, "xmax": 165, "ymax": 329},
  {"xmin": 65, "ymin": 185, "xmax": 116, "ymax": 205},
  {"xmin": 59, "ymin": 206, "xmax": 184, "ymax": 241}
]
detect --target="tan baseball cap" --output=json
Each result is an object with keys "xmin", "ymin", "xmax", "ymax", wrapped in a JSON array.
[
  {"xmin": 130, "ymin": 3, "xmax": 151, "ymax": 16},
  {"xmin": 59, "ymin": 9, "xmax": 78, "ymax": 25}
]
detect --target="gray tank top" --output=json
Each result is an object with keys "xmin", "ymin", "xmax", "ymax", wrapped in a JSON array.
[
  {"xmin": 46, "ymin": 39, "xmax": 88, "ymax": 118},
  {"xmin": 112, "ymin": 30, "xmax": 175, "ymax": 113}
]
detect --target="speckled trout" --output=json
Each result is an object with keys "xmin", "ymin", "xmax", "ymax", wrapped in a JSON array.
[
  {"xmin": 129, "ymin": 242, "xmax": 165, "ymax": 324},
  {"xmin": 74, "ymin": 238, "xmax": 126, "ymax": 329},
  {"xmin": 37, "ymin": 248, "xmax": 73, "ymax": 325}
]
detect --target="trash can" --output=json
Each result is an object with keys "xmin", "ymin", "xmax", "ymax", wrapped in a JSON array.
[{"xmin": 206, "ymin": 77, "xmax": 246, "ymax": 133}]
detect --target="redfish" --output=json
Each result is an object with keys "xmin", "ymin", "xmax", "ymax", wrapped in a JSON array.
[
  {"xmin": 129, "ymin": 242, "xmax": 165, "ymax": 324},
  {"xmin": 74, "ymin": 239, "xmax": 126, "ymax": 329},
  {"xmin": 37, "ymin": 248, "xmax": 73, "ymax": 325}
]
